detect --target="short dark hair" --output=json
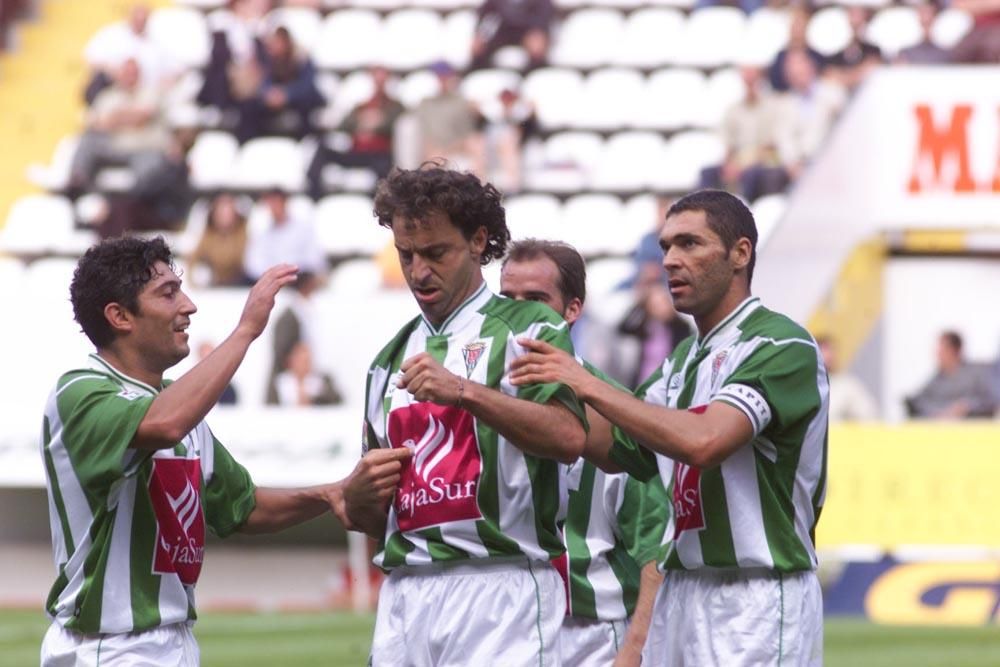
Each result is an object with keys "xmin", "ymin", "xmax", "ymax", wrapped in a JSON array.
[
  {"xmin": 373, "ymin": 165, "xmax": 510, "ymax": 265},
  {"xmin": 503, "ymin": 238, "xmax": 587, "ymax": 306},
  {"xmin": 941, "ymin": 330, "xmax": 963, "ymax": 354},
  {"xmin": 666, "ymin": 189, "xmax": 758, "ymax": 284},
  {"xmin": 71, "ymin": 236, "xmax": 176, "ymax": 348}
]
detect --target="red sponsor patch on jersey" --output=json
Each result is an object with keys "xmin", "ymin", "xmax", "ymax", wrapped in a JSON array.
[
  {"xmin": 388, "ymin": 403, "xmax": 483, "ymax": 532},
  {"xmin": 673, "ymin": 405, "xmax": 708, "ymax": 539},
  {"xmin": 148, "ymin": 457, "xmax": 205, "ymax": 585}
]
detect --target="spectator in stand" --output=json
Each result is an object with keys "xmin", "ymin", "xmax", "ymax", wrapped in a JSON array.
[
  {"xmin": 243, "ymin": 188, "xmax": 326, "ymax": 281},
  {"xmin": 468, "ymin": 0, "xmax": 555, "ymax": 71},
  {"xmin": 699, "ymin": 66, "xmax": 788, "ymax": 203},
  {"xmin": 618, "ymin": 266, "xmax": 692, "ymax": 389},
  {"xmin": 771, "ymin": 50, "xmax": 846, "ymax": 184},
  {"xmin": 906, "ymin": 331, "xmax": 997, "ymax": 419},
  {"xmin": 482, "ymin": 88, "xmax": 538, "ymax": 193},
  {"xmin": 83, "ymin": 3, "xmax": 181, "ymax": 105},
  {"xmin": 198, "ymin": 0, "xmax": 271, "ymax": 111},
  {"xmin": 197, "ymin": 340, "xmax": 239, "ymax": 405},
  {"xmin": 950, "ymin": 0, "xmax": 1000, "ymax": 63},
  {"xmin": 267, "ymin": 270, "xmax": 322, "ymax": 403},
  {"xmin": 898, "ymin": 1, "xmax": 950, "ymax": 64},
  {"xmin": 235, "ymin": 25, "xmax": 324, "ymax": 142},
  {"xmin": 618, "ymin": 195, "xmax": 671, "ymax": 292},
  {"xmin": 414, "ymin": 61, "xmax": 485, "ymax": 174},
  {"xmin": 817, "ymin": 336, "xmax": 878, "ymax": 421},
  {"xmin": 189, "ymin": 193, "xmax": 251, "ymax": 287},
  {"xmin": 307, "ymin": 66, "xmax": 404, "ymax": 199},
  {"xmin": 271, "ymin": 341, "xmax": 343, "ymax": 406},
  {"xmin": 768, "ymin": 7, "xmax": 826, "ymax": 93},
  {"xmin": 827, "ymin": 7, "xmax": 883, "ymax": 91},
  {"xmin": 69, "ymin": 58, "xmax": 173, "ymax": 195}
]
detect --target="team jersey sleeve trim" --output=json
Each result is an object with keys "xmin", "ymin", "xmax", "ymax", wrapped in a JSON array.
[
  {"xmin": 203, "ymin": 435, "xmax": 257, "ymax": 538},
  {"xmin": 714, "ymin": 383, "xmax": 772, "ymax": 437}
]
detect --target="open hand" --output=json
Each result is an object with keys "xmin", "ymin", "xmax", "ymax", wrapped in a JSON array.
[{"xmin": 509, "ymin": 338, "xmax": 591, "ymax": 398}]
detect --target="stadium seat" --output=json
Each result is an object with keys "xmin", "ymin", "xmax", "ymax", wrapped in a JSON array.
[
  {"xmin": 25, "ymin": 134, "xmax": 79, "ymax": 191},
  {"xmin": 231, "ymin": 138, "xmax": 307, "ymax": 192},
  {"xmin": 613, "ymin": 8, "xmax": 683, "ymax": 68},
  {"xmin": 503, "ymin": 194, "xmax": 563, "ymax": 241},
  {"xmin": 266, "ymin": 7, "xmax": 322, "ymax": 53},
  {"xmin": 739, "ymin": 7, "xmax": 790, "ymax": 66},
  {"xmin": 653, "ymin": 130, "xmax": 725, "ymax": 191},
  {"xmin": 460, "ymin": 69, "xmax": 523, "ymax": 109},
  {"xmin": 550, "ymin": 9, "xmax": 625, "ymax": 69},
  {"xmin": 397, "ymin": 69, "xmax": 440, "ymax": 108},
  {"xmin": 442, "ymin": 10, "xmax": 477, "ymax": 69},
  {"xmin": 380, "ymin": 10, "xmax": 445, "ymax": 70},
  {"xmin": 521, "ymin": 67, "xmax": 585, "ymax": 129},
  {"xmin": 147, "ymin": 7, "xmax": 210, "ymax": 69},
  {"xmin": 751, "ymin": 192, "xmax": 787, "ymax": 250},
  {"xmin": 575, "ymin": 68, "xmax": 645, "ymax": 130},
  {"xmin": 637, "ymin": 68, "xmax": 706, "ymax": 130},
  {"xmin": 0, "ymin": 195, "xmax": 75, "ymax": 255},
  {"xmin": 703, "ymin": 67, "xmax": 746, "ymax": 129},
  {"xmin": 314, "ymin": 194, "xmax": 387, "ymax": 255},
  {"xmin": 328, "ymin": 258, "xmax": 385, "ymax": 295},
  {"xmin": 561, "ymin": 194, "xmax": 626, "ymax": 256},
  {"xmin": 674, "ymin": 7, "xmax": 746, "ymax": 68},
  {"xmin": 807, "ymin": 7, "xmax": 852, "ymax": 57},
  {"xmin": 188, "ymin": 131, "xmax": 240, "ymax": 191},
  {"xmin": 313, "ymin": 10, "xmax": 382, "ymax": 71},
  {"xmin": 589, "ymin": 131, "xmax": 666, "ymax": 191},
  {"xmin": 622, "ymin": 193, "xmax": 659, "ymax": 240},
  {"xmin": 647, "ymin": 0, "xmax": 695, "ymax": 9},
  {"xmin": 326, "ymin": 70, "xmax": 377, "ymax": 127},
  {"xmin": 932, "ymin": 8, "xmax": 973, "ymax": 49},
  {"xmin": 412, "ymin": 0, "xmax": 475, "ymax": 11},
  {"xmin": 525, "ymin": 131, "xmax": 603, "ymax": 192},
  {"xmin": 867, "ymin": 7, "xmax": 921, "ymax": 58},
  {"xmin": 586, "ymin": 256, "xmax": 636, "ymax": 298}
]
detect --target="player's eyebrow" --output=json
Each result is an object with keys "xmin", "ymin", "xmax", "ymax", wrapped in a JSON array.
[
  {"xmin": 660, "ymin": 232, "xmax": 699, "ymax": 250},
  {"xmin": 153, "ymin": 277, "xmax": 182, "ymax": 293}
]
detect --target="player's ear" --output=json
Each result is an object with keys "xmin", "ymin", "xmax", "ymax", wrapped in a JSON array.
[
  {"xmin": 731, "ymin": 237, "xmax": 752, "ymax": 274},
  {"xmin": 104, "ymin": 302, "xmax": 134, "ymax": 335},
  {"xmin": 469, "ymin": 225, "xmax": 488, "ymax": 258}
]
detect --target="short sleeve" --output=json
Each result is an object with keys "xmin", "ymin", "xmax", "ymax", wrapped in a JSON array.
[
  {"xmin": 512, "ymin": 321, "xmax": 588, "ymax": 430},
  {"xmin": 58, "ymin": 374, "xmax": 154, "ymax": 494},
  {"xmin": 203, "ymin": 435, "xmax": 257, "ymax": 538},
  {"xmin": 617, "ymin": 474, "xmax": 671, "ymax": 566},
  {"xmin": 714, "ymin": 340, "xmax": 822, "ymax": 438}
]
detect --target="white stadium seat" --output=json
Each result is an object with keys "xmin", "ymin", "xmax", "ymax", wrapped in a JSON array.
[
  {"xmin": 575, "ymin": 68, "xmax": 645, "ymax": 130},
  {"xmin": 231, "ymin": 138, "xmax": 307, "ymax": 192},
  {"xmin": 703, "ymin": 67, "xmax": 746, "ymax": 129},
  {"xmin": 867, "ymin": 7, "xmax": 922, "ymax": 58},
  {"xmin": 266, "ymin": 7, "xmax": 322, "ymax": 53},
  {"xmin": 503, "ymin": 194, "xmax": 562, "ymax": 241},
  {"xmin": 25, "ymin": 134, "xmax": 79, "ymax": 191},
  {"xmin": 932, "ymin": 9, "xmax": 973, "ymax": 49},
  {"xmin": 525, "ymin": 131, "xmax": 604, "ymax": 192},
  {"xmin": 381, "ymin": 10, "xmax": 445, "ymax": 70},
  {"xmin": 807, "ymin": 7, "xmax": 852, "ymax": 57},
  {"xmin": 590, "ymin": 131, "xmax": 666, "ymax": 191},
  {"xmin": 550, "ymin": 9, "xmax": 625, "ymax": 69},
  {"xmin": 327, "ymin": 258, "xmax": 385, "ymax": 295},
  {"xmin": 0, "ymin": 195, "xmax": 75, "ymax": 255},
  {"xmin": 751, "ymin": 193, "xmax": 788, "ymax": 250},
  {"xmin": 561, "ymin": 194, "xmax": 626, "ymax": 256},
  {"xmin": 397, "ymin": 69, "xmax": 441, "ymax": 108},
  {"xmin": 739, "ymin": 8, "xmax": 790, "ymax": 66},
  {"xmin": 653, "ymin": 130, "xmax": 726, "ymax": 191},
  {"xmin": 521, "ymin": 67, "xmax": 585, "ymax": 129},
  {"xmin": 313, "ymin": 10, "xmax": 382, "ymax": 70},
  {"xmin": 314, "ymin": 195, "xmax": 387, "ymax": 255},
  {"xmin": 188, "ymin": 131, "xmax": 239, "ymax": 191},
  {"xmin": 613, "ymin": 8, "xmax": 683, "ymax": 68},
  {"xmin": 442, "ymin": 10, "xmax": 477, "ymax": 70},
  {"xmin": 674, "ymin": 7, "xmax": 747, "ymax": 68},
  {"xmin": 147, "ymin": 7, "xmax": 209, "ymax": 69},
  {"xmin": 637, "ymin": 68, "xmax": 706, "ymax": 131},
  {"xmin": 460, "ymin": 69, "xmax": 523, "ymax": 109}
]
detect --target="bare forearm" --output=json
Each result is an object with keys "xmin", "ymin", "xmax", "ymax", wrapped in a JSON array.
[
  {"xmin": 240, "ymin": 484, "xmax": 341, "ymax": 534},
  {"xmin": 463, "ymin": 381, "xmax": 585, "ymax": 463},
  {"xmin": 619, "ymin": 562, "xmax": 663, "ymax": 657}
]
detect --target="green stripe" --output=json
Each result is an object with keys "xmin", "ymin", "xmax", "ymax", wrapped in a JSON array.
[
  {"xmin": 381, "ymin": 532, "xmax": 417, "ymax": 569},
  {"xmin": 426, "ymin": 283, "xmax": 488, "ymax": 334},
  {"xmin": 425, "ymin": 335, "xmax": 449, "ymax": 364},
  {"xmin": 697, "ymin": 297, "xmax": 760, "ymax": 349},
  {"xmin": 70, "ymin": 509, "xmax": 116, "ymax": 632},
  {"xmin": 129, "ymin": 467, "xmax": 162, "ymax": 630},
  {"xmin": 419, "ymin": 527, "xmax": 470, "ymax": 561},
  {"xmin": 527, "ymin": 559, "xmax": 545, "ymax": 667},
  {"xmin": 697, "ymin": 469, "xmax": 737, "ymax": 566},
  {"xmin": 565, "ymin": 465, "xmax": 598, "ymax": 618}
]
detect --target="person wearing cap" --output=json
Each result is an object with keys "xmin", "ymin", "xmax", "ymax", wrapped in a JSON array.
[{"xmin": 413, "ymin": 61, "xmax": 485, "ymax": 174}]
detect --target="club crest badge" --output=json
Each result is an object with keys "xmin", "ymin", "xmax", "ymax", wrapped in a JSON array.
[
  {"xmin": 711, "ymin": 349, "xmax": 729, "ymax": 385},
  {"xmin": 462, "ymin": 342, "xmax": 487, "ymax": 378}
]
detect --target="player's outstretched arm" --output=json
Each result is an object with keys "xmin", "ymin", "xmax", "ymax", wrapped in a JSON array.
[
  {"xmin": 511, "ymin": 339, "xmax": 754, "ymax": 469},
  {"xmin": 398, "ymin": 352, "xmax": 586, "ymax": 463},
  {"xmin": 240, "ymin": 448, "xmax": 410, "ymax": 535},
  {"xmin": 133, "ymin": 264, "xmax": 298, "ymax": 450},
  {"xmin": 614, "ymin": 561, "xmax": 663, "ymax": 666}
]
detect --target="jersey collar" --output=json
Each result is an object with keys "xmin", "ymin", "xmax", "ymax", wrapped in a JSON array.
[
  {"xmin": 695, "ymin": 296, "xmax": 762, "ymax": 351},
  {"xmin": 88, "ymin": 353, "xmax": 160, "ymax": 395},
  {"xmin": 421, "ymin": 282, "xmax": 492, "ymax": 336}
]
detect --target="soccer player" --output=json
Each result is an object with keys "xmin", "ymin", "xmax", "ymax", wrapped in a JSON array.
[
  {"xmin": 500, "ymin": 239, "xmax": 670, "ymax": 666},
  {"xmin": 346, "ymin": 167, "xmax": 587, "ymax": 666},
  {"xmin": 511, "ymin": 190, "xmax": 829, "ymax": 666},
  {"xmin": 40, "ymin": 236, "xmax": 408, "ymax": 665}
]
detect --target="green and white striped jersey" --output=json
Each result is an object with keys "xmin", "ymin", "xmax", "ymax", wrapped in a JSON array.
[
  {"xmin": 611, "ymin": 297, "xmax": 829, "ymax": 573},
  {"xmin": 363, "ymin": 284, "xmax": 586, "ymax": 570},
  {"xmin": 41, "ymin": 355, "xmax": 257, "ymax": 634},
  {"xmin": 559, "ymin": 362, "xmax": 670, "ymax": 621}
]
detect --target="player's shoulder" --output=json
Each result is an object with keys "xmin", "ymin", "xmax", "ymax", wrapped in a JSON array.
[
  {"xmin": 738, "ymin": 305, "xmax": 816, "ymax": 348},
  {"xmin": 482, "ymin": 295, "xmax": 567, "ymax": 332},
  {"xmin": 369, "ymin": 315, "xmax": 423, "ymax": 370}
]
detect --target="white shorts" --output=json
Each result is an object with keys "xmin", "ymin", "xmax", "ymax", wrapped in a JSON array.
[
  {"xmin": 642, "ymin": 569, "xmax": 823, "ymax": 667},
  {"xmin": 371, "ymin": 557, "xmax": 565, "ymax": 667},
  {"xmin": 41, "ymin": 621, "xmax": 199, "ymax": 667},
  {"xmin": 560, "ymin": 616, "xmax": 628, "ymax": 667}
]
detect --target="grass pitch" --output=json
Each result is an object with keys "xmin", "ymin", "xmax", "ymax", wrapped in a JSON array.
[{"xmin": 3, "ymin": 610, "xmax": 999, "ymax": 666}]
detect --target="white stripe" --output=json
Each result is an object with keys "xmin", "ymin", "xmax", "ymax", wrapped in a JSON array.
[
  {"xmin": 792, "ymin": 349, "xmax": 829, "ymax": 568},
  {"xmin": 366, "ymin": 366, "xmax": 392, "ymax": 449},
  {"xmin": 101, "ymin": 479, "xmax": 137, "ymax": 632},
  {"xmin": 55, "ymin": 374, "xmax": 108, "ymax": 397},
  {"xmin": 436, "ymin": 519, "xmax": 490, "ymax": 558},
  {"xmin": 585, "ymin": 471, "xmax": 629, "ymax": 620},
  {"xmin": 721, "ymin": 444, "xmax": 774, "ymax": 568},
  {"xmin": 45, "ymin": 391, "xmax": 94, "ymax": 565}
]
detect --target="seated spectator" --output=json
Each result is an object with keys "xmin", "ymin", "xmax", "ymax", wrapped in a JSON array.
[
  {"xmin": 469, "ymin": 0, "xmax": 555, "ymax": 71},
  {"xmin": 197, "ymin": 0, "xmax": 271, "ymax": 111},
  {"xmin": 827, "ymin": 7, "xmax": 883, "ymax": 91},
  {"xmin": 480, "ymin": 88, "xmax": 538, "ymax": 193},
  {"xmin": 197, "ymin": 340, "xmax": 239, "ymax": 405},
  {"xmin": 817, "ymin": 336, "xmax": 878, "ymax": 421},
  {"xmin": 188, "ymin": 193, "xmax": 251, "ymax": 287},
  {"xmin": 307, "ymin": 66, "xmax": 404, "ymax": 199},
  {"xmin": 898, "ymin": 2, "xmax": 950, "ymax": 65},
  {"xmin": 413, "ymin": 62, "xmax": 485, "ymax": 174},
  {"xmin": 83, "ymin": 3, "xmax": 181, "ymax": 105},
  {"xmin": 69, "ymin": 58, "xmax": 173, "ymax": 195},
  {"xmin": 243, "ymin": 187, "xmax": 326, "ymax": 281},
  {"xmin": 618, "ymin": 269, "xmax": 691, "ymax": 388},
  {"xmin": 699, "ymin": 66, "xmax": 788, "ymax": 203},
  {"xmin": 618, "ymin": 195, "xmax": 671, "ymax": 291},
  {"xmin": 234, "ymin": 25, "xmax": 324, "ymax": 142},
  {"xmin": 271, "ymin": 341, "xmax": 343, "ymax": 406},
  {"xmin": 771, "ymin": 50, "xmax": 846, "ymax": 183},
  {"xmin": 768, "ymin": 7, "xmax": 826, "ymax": 93},
  {"xmin": 950, "ymin": 0, "xmax": 1000, "ymax": 63},
  {"xmin": 906, "ymin": 331, "xmax": 997, "ymax": 419}
]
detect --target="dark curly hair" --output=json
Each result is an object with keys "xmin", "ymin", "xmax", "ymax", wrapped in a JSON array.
[
  {"xmin": 373, "ymin": 165, "xmax": 510, "ymax": 265},
  {"xmin": 71, "ymin": 236, "xmax": 176, "ymax": 348}
]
